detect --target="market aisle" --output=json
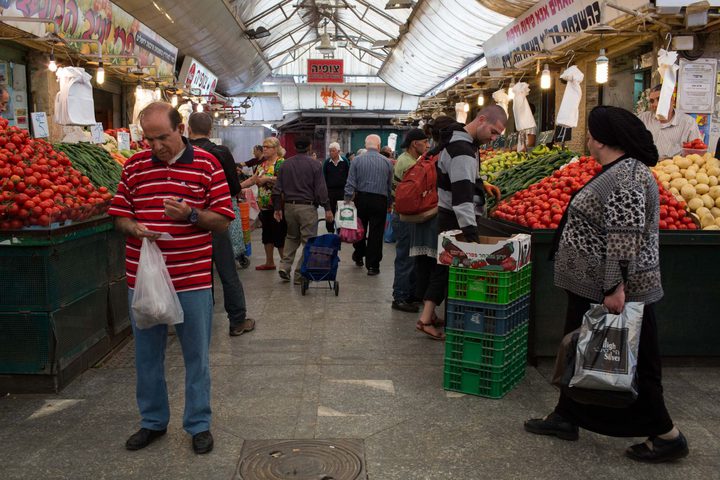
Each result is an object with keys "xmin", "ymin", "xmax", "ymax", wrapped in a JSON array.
[{"xmin": 0, "ymin": 230, "xmax": 718, "ymax": 479}]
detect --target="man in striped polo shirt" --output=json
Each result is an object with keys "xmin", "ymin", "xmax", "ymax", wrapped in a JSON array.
[
  {"xmin": 109, "ymin": 102, "xmax": 234, "ymax": 455},
  {"xmin": 344, "ymin": 134, "xmax": 394, "ymax": 275}
]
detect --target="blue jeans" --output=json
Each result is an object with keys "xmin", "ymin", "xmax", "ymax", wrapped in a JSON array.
[
  {"xmin": 128, "ymin": 288, "xmax": 213, "ymax": 435},
  {"xmin": 212, "ymin": 230, "xmax": 247, "ymax": 329},
  {"xmin": 392, "ymin": 213, "xmax": 416, "ymax": 301}
]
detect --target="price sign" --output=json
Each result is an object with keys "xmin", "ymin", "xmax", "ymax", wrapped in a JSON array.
[
  {"xmin": 117, "ymin": 131, "xmax": 131, "ymax": 151},
  {"xmin": 30, "ymin": 112, "xmax": 49, "ymax": 138},
  {"xmin": 129, "ymin": 124, "xmax": 142, "ymax": 142},
  {"xmin": 91, "ymin": 123, "xmax": 104, "ymax": 144}
]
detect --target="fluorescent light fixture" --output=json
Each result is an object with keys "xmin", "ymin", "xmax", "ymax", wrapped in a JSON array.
[
  {"xmin": 96, "ymin": 62, "xmax": 105, "ymax": 84},
  {"xmin": 596, "ymin": 48, "xmax": 609, "ymax": 84},
  {"xmin": 540, "ymin": 64, "xmax": 551, "ymax": 90},
  {"xmin": 385, "ymin": 1, "xmax": 414, "ymax": 9}
]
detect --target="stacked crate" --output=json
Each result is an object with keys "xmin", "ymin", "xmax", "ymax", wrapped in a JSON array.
[{"xmin": 443, "ymin": 263, "xmax": 531, "ymax": 398}]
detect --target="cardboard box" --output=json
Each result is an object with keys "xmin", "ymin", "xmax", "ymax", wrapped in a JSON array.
[{"xmin": 436, "ymin": 230, "xmax": 531, "ymax": 271}]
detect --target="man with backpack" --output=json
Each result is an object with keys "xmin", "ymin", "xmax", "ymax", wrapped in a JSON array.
[
  {"xmin": 188, "ymin": 112, "xmax": 255, "ymax": 337},
  {"xmin": 391, "ymin": 128, "xmax": 429, "ymax": 312}
]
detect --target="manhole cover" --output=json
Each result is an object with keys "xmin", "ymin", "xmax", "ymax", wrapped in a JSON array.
[{"xmin": 235, "ymin": 439, "xmax": 366, "ymax": 480}]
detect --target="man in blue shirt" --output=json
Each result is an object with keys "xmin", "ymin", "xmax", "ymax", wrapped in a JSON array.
[{"xmin": 344, "ymin": 134, "xmax": 393, "ymax": 276}]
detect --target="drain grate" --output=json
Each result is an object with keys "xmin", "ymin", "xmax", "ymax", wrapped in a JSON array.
[{"xmin": 235, "ymin": 439, "xmax": 366, "ymax": 480}]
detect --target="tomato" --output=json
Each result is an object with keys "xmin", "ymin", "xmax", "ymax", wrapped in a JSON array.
[{"xmin": 659, "ymin": 220, "xmax": 668, "ymax": 229}]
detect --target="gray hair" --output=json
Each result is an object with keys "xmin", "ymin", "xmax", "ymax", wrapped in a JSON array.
[
  {"xmin": 328, "ymin": 142, "xmax": 341, "ymax": 151},
  {"xmin": 365, "ymin": 134, "xmax": 381, "ymax": 150}
]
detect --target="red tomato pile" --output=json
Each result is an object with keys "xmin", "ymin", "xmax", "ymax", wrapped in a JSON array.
[
  {"xmin": 655, "ymin": 178, "xmax": 697, "ymax": 230},
  {"xmin": 491, "ymin": 156, "xmax": 602, "ymax": 229},
  {"xmin": 0, "ymin": 118, "xmax": 113, "ymax": 230},
  {"xmin": 682, "ymin": 138, "xmax": 707, "ymax": 150}
]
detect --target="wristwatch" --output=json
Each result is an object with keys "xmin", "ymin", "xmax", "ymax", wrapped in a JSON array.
[{"xmin": 187, "ymin": 207, "xmax": 199, "ymax": 225}]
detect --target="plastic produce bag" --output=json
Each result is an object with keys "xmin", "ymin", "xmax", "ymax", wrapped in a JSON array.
[
  {"xmin": 54, "ymin": 67, "xmax": 96, "ymax": 125},
  {"xmin": 339, "ymin": 222, "xmax": 365, "ymax": 243},
  {"xmin": 511, "ymin": 82, "xmax": 537, "ymax": 132},
  {"xmin": 568, "ymin": 302, "xmax": 643, "ymax": 406},
  {"xmin": 656, "ymin": 49, "xmax": 679, "ymax": 122},
  {"xmin": 336, "ymin": 202, "xmax": 359, "ymax": 229},
  {"xmin": 556, "ymin": 66, "xmax": 584, "ymax": 128},
  {"xmin": 492, "ymin": 89, "xmax": 510, "ymax": 116},
  {"xmin": 131, "ymin": 239, "xmax": 184, "ymax": 329},
  {"xmin": 383, "ymin": 212, "xmax": 396, "ymax": 243}
]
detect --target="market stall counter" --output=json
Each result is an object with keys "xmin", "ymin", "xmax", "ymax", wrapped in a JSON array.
[
  {"xmin": 0, "ymin": 217, "xmax": 130, "ymax": 394},
  {"xmin": 477, "ymin": 217, "xmax": 720, "ymax": 360}
]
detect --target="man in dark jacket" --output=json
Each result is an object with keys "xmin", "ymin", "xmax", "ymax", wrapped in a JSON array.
[
  {"xmin": 188, "ymin": 112, "xmax": 255, "ymax": 336},
  {"xmin": 322, "ymin": 141, "xmax": 349, "ymax": 231},
  {"xmin": 272, "ymin": 136, "xmax": 333, "ymax": 284}
]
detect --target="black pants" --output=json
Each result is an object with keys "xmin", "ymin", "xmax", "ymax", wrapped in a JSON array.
[
  {"xmin": 260, "ymin": 209, "xmax": 287, "ymax": 248},
  {"xmin": 352, "ymin": 192, "xmax": 388, "ymax": 270},
  {"xmin": 554, "ymin": 291, "xmax": 674, "ymax": 437},
  {"xmin": 415, "ymin": 255, "xmax": 448, "ymax": 305}
]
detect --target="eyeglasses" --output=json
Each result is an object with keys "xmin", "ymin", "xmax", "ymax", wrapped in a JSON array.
[{"xmin": 262, "ymin": 145, "xmax": 276, "ymax": 149}]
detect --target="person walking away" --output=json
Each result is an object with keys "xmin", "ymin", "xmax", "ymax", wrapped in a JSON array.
[
  {"xmin": 254, "ymin": 137, "xmax": 287, "ymax": 270},
  {"xmin": 109, "ymin": 102, "xmax": 235, "ymax": 454},
  {"xmin": 323, "ymin": 142, "xmax": 349, "ymax": 232},
  {"xmin": 524, "ymin": 106, "xmax": 689, "ymax": 463},
  {"xmin": 391, "ymin": 128, "xmax": 429, "ymax": 313},
  {"xmin": 344, "ymin": 134, "xmax": 393, "ymax": 276},
  {"xmin": 416, "ymin": 105, "xmax": 507, "ymax": 340},
  {"xmin": 272, "ymin": 136, "xmax": 333, "ymax": 284},
  {"xmin": 637, "ymin": 84, "xmax": 701, "ymax": 159},
  {"xmin": 187, "ymin": 112, "xmax": 255, "ymax": 336}
]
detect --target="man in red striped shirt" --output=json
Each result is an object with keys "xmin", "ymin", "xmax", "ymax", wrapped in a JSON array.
[{"xmin": 109, "ymin": 102, "xmax": 234, "ymax": 455}]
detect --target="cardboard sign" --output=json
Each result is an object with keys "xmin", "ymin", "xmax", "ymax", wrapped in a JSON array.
[
  {"xmin": 117, "ymin": 131, "xmax": 131, "ymax": 151},
  {"xmin": 91, "ymin": 123, "xmax": 104, "ymax": 144},
  {"xmin": 308, "ymin": 59, "xmax": 344, "ymax": 83},
  {"xmin": 30, "ymin": 112, "xmax": 49, "ymax": 138},
  {"xmin": 129, "ymin": 124, "xmax": 142, "ymax": 141}
]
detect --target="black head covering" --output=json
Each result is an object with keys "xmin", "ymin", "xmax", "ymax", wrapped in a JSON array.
[
  {"xmin": 294, "ymin": 136, "xmax": 312, "ymax": 152},
  {"xmin": 588, "ymin": 106, "xmax": 658, "ymax": 167}
]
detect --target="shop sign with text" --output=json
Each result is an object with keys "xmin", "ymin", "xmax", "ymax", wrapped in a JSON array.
[
  {"xmin": 308, "ymin": 59, "xmax": 344, "ymax": 83},
  {"xmin": 178, "ymin": 57, "xmax": 218, "ymax": 96},
  {"xmin": 483, "ymin": 0, "xmax": 644, "ymax": 70},
  {"xmin": 0, "ymin": 0, "xmax": 178, "ymax": 77}
]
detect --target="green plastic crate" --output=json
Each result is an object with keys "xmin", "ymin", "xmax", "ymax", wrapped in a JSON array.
[
  {"xmin": 448, "ymin": 263, "xmax": 531, "ymax": 305},
  {"xmin": 107, "ymin": 278, "xmax": 130, "ymax": 336},
  {"xmin": 107, "ymin": 228, "xmax": 127, "ymax": 281},
  {"xmin": 0, "ymin": 287, "xmax": 107, "ymax": 374},
  {"xmin": 445, "ymin": 323, "xmax": 528, "ymax": 367},
  {"xmin": 443, "ymin": 353, "xmax": 527, "ymax": 399},
  {"xmin": 0, "ymin": 232, "xmax": 108, "ymax": 312}
]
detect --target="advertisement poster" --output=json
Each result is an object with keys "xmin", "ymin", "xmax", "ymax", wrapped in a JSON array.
[{"xmin": 0, "ymin": 0, "xmax": 177, "ymax": 78}]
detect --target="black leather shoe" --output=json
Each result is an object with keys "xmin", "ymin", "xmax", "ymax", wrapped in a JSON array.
[
  {"xmin": 524, "ymin": 412, "xmax": 579, "ymax": 441},
  {"xmin": 392, "ymin": 300, "xmax": 419, "ymax": 313},
  {"xmin": 125, "ymin": 428, "xmax": 167, "ymax": 451},
  {"xmin": 367, "ymin": 268, "xmax": 380, "ymax": 276},
  {"xmin": 352, "ymin": 254, "xmax": 364, "ymax": 267},
  {"xmin": 229, "ymin": 318, "xmax": 255, "ymax": 336},
  {"xmin": 625, "ymin": 432, "xmax": 689, "ymax": 463},
  {"xmin": 192, "ymin": 430, "xmax": 214, "ymax": 454}
]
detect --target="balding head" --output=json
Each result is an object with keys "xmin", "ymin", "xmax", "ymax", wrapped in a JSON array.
[
  {"xmin": 139, "ymin": 102, "xmax": 186, "ymax": 162},
  {"xmin": 365, "ymin": 134, "xmax": 381, "ymax": 150}
]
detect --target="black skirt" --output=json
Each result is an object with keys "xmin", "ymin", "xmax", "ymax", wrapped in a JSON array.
[{"xmin": 553, "ymin": 291, "xmax": 674, "ymax": 437}]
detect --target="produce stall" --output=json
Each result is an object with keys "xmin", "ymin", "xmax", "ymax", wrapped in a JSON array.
[
  {"xmin": 476, "ymin": 149, "xmax": 720, "ymax": 359},
  {"xmin": 0, "ymin": 118, "xmax": 131, "ymax": 393}
]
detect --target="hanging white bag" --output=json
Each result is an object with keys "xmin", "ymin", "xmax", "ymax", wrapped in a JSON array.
[
  {"xmin": 512, "ymin": 82, "xmax": 536, "ymax": 132},
  {"xmin": 131, "ymin": 238, "xmax": 184, "ymax": 329},
  {"xmin": 556, "ymin": 66, "xmax": 584, "ymax": 128},
  {"xmin": 656, "ymin": 49, "xmax": 679, "ymax": 122},
  {"xmin": 492, "ymin": 89, "xmax": 510, "ymax": 116},
  {"xmin": 53, "ymin": 67, "xmax": 96, "ymax": 125}
]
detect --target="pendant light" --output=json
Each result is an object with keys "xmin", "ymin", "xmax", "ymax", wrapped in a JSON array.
[
  {"xmin": 96, "ymin": 62, "xmax": 105, "ymax": 84},
  {"xmin": 596, "ymin": 48, "xmax": 609, "ymax": 84},
  {"xmin": 477, "ymin": 94, "xmax": 484, "ymax": 107},
  {"xmin": 135, "ymin": 80, "xmax": 142, "ymax": 95},
  {"xmin": 223, "ymin": 117, "xmax": 230, "ymax": 127},
  {"xmin": 154, "ymin": 82, "xmax": 161, "ymax": 97},
  {"xmin": 171, "ymin": 94, "xmax": 178, "ymax": 107},
  {"xmin": 463, "ymin": 102, "xmax": 470, "ymax": 113},
  {"xmin": 48, "ymin": 52, "xmax": 58, "ymax": 72},
  {"xmin": 197, "ymin": 102, "xmax": 204, "ymax": 113},
  {"xmin": 214, "ymin": 111, "xmax": 219, "ymax": 118},
  {"xmin": 540, "ymin": 64, "xmax": 551, "ymax": 90}
]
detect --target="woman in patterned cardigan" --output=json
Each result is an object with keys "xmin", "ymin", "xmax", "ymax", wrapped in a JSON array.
[{"xmin": 524, "ymin": 106, "xmax": 689, "ymax": 463}]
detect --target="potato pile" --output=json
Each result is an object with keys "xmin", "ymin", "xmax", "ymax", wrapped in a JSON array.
[{"xmin": 653, "ymin": 152, "xmax": 720, "ymax": 230}]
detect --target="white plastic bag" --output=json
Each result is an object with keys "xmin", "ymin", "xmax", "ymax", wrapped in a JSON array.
[
  {"xmin": 131, "ymin": 239, "xmax": 184, "ymax": 329},
  {"xmin": 492, "ymin": 89, "xmax": 510, "ymax": 116},
  {"xmin": 511, "ymin": 82, "xmax": 537, "ymax": 132},
  {"xmin": 54, "ymin": 67, "xmax": 96, "ymax": 125},
  {"xmin": 656, "ymin": 49, "xmax": 679, "ymax": 122},
  {"xmin": 556, "ymin": 66, "xmax": 584, "ymax": 128},
  {"xmin": 336, "ymin": 202, "xmax": 358, "ymax": 229},
  {"xmin": 569, "ymin": 302, "xmax": 643, "ymax": 399}
]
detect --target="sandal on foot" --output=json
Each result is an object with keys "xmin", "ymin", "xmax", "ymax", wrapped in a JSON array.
[
  {"xmin": 431, "ymin": 313, "xmax": 445, "ymax": 328},
  {"xmin": 416, "ymin": 320, "xmax": 445, "ymax": 341},
  {"xmin": 255, "ymin": 264, "xmax": 276, "ymax": 271}
]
